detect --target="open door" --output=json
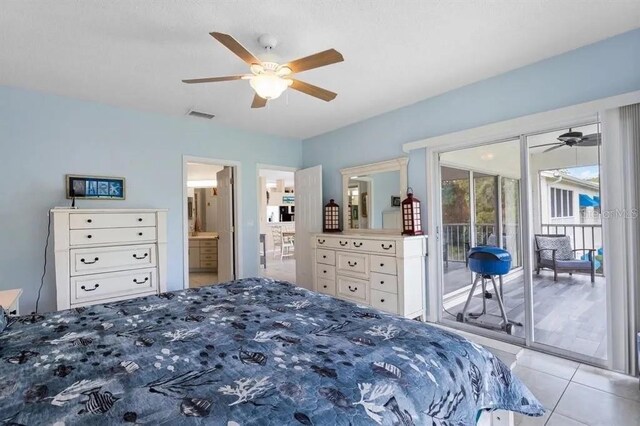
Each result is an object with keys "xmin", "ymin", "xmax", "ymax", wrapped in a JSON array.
[
  {"xmin": 216, "ymin": 166, "xmax": 235, "ymax": 283},
  {"xmin": 294, "ymin": 165, "xmax": 323, "ymax": 289}
]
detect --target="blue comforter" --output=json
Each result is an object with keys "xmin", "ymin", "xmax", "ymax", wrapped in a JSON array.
[{"xmin": 0, "ymin": 278, "xmax": 543, "ymax": 425}]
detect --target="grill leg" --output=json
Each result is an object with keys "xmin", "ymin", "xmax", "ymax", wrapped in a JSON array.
[
  {"xmin": 458, "ymin": 273, "xmax": 482, "ymax": 322},
  {"xmin": 490, "ymin": 276, "xmax": 509, "ymax": 329}
]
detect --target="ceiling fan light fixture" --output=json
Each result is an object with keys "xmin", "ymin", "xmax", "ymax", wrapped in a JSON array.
[
  {"xmin": 249, "ymin": 74, "xmax": 292, "ymax": 100},
  {"xmin": 557, "ymin": 129, "xmax": 583, "ymax": 143}
]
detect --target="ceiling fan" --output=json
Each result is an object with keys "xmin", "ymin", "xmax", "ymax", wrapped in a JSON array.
[
  {"xmin": 537, "ymin": 129, "xmax": 601, "ymax": 153},
  {"xmin": 182, "ymin": 32, "xmax": 344, "ymax": 108}
]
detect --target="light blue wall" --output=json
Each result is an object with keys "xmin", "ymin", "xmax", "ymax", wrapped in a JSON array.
[
  {"xmin": 370, "ymin": 171, "xmax": 400, "ymax": 228},
  {"xmin": 0, "ymin": 86, "xmax": 302, "ymax": 313},
  {"xmin": 302, "ymin": 28, "xmax": 640, "ymax": 223}
]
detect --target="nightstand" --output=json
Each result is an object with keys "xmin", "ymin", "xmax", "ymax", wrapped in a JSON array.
[{"xmin": 0, "ymin": 289, "xmax": 23, "ymax": 316}]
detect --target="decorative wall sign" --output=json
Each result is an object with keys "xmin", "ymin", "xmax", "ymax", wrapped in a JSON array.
[
  {"xmin": 282, "ymin": 195, "xmax": 295, "ymax": 204},
  {"xmin": 66, "ymin": 175, "xmax": 126, "ymax": 200},
  {"xmin": 391, "ymin": 196, "xmax": 401, "ymax": 207}
]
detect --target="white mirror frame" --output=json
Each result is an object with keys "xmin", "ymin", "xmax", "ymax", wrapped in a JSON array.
[{"xmin": 340, "ymin": 157, "xmax": 409, "ymax": 234}]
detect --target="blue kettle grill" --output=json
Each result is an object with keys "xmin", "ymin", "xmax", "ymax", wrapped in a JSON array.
[{"xmin": 456, "ymin": 246, "xmax": 520, "ymax": 335}]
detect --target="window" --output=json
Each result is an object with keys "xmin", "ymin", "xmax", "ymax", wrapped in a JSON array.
[{"xmin": 550, "ymin": 187, "xmax": 574, "ymax": 218}]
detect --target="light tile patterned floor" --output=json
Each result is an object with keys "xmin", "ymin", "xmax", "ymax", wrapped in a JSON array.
[
  {"xmin": 259, "ymin": 257, "xmax": 296, "ymax": 283},
  {"xmin": 515, "ymin": 350, "xmax": 640, "ymax": 425}
]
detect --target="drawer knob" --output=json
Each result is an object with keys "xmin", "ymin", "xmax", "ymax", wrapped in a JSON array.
[
  {"xmin": 323, "ymin": 285, "xmax": 327, "ymax": 289},
  {"xmin": 347, "ymin": 261, "xmax": 358, "ymax": 267},
  {"xmin": 379, "ymin": 263, "xmax": 384, "ymax": 267},
  {"xmin": 353, "ymin": 242, "xmax": 363, "ymax": 248},
  {"xmin": 87, "ymin": 219, "xmax": 92, "ymax": 223},
  {"xmin": 87, "ymin": 234, "xmax": 92, "ymax": 239},
  {"xmin": 80, "ymin": 283, "xmax": 99, "ymax": 292},
  {"xmin": 339, "ymin": 241, "xmax": 348, "ymax": 246},
  {"xmin": 133, "ymin": 253, "xmax": 148, "ymax": 260},
  {"xmin": 381, "ymin": 243, "xmax": 393, "ymax": 250},
  {"xmin": 322, "ymin": 255, "xmax": 327, "ymax": 259},
  {"xmin": 80, "ymin": 257, "xmax": 99, "ymax": 265},
  {"xmin": 348, "ymin": 285, "xmax": 358, "ymax": 292},
  {"xmin": 138, "ymin": 232, "xmax": 143, "ymax": 236},
  {"xmin": 380, "ymin": 298, "xmax": 385, "ymax": 303},
  {"xmin": 133, "ymin": 277, "xmax": 149, "ymax": 284},
  {"xmin": 380, "ymin": 281, "xmax": 385, "ymax": 285},
  {"xmin": 138, "ymin": 218, "xmax": 143, "ymax": 222},
  {"xmin": 323, "ymin": 270, "xmax": 327, "ymax": 274}
]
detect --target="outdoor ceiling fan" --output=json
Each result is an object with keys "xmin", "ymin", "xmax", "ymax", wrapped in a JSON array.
[
  {"xmin": 537, "ymin": 129, "xmax": 601, "ymax": 153},
  {"xmin": 182, "ymin": 32, "xmax": 344, "ymax": 108}
]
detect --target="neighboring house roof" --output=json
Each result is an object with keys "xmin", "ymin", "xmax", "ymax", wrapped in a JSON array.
[{"xmin": 540, "ymin": 171, "xmax": 600, "ymax": 191}]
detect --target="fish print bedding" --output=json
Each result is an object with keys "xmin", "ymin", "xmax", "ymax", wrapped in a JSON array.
[{"xmin": 0, "ymin": 278, "xmax": 543, "ymax": 425}]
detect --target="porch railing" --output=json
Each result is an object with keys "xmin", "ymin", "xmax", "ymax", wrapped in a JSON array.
[{"xmin": 443, "ymin": 223, "xmax": 495, "ymax": 262}]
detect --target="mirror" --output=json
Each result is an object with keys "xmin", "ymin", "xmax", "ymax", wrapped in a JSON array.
[{"xmin": 341, "ymin": 157, "xmax": 408, "ymax": 232}]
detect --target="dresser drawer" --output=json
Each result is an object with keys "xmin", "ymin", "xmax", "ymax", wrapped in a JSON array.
[
  {"xmin": 317, "ymin": 278, "xmax": 336, "ymax": 296},
  {"xmin": 71, "ymin": 268, "xmax": 156, "ymax": 304},
  {"xmin": 336, "ymin": 252, "xmax": 369, "ymax": 278},
  {"xmin": 370, "ymin": 255, "xmax": 397, "ymax": 275},
  {"xmin": 360, "ymin": 239, "xmax": 396, "ymax": 254},
  {"xmin": 69, "ymin": 227, "xmax": 156, "ymax": 246},
  {"xmin": 70, "ymin": 213, "xmax": 156, "ymax": 229},
  {"xmin": 337, "ymin": 276, "xmax": 368, "ymax": 303},
  {"xmin": 70, "ymin": 244, "xmax": 156, "ymax": 276},
  {"xmin": 317, "ymin": 264, "xmax": 336, "ymax": 281},
  {"xmin": 200, "ymin": 260, "xmax": 217, "ymax": 269},
  {"xmin": 315, "ymin": 236, "xmax": 351, "ymax": 249},
  {"xmin": 371, "ymin": 289, "xmax": 398, "ymax": 314},
  {"xmin": 200, "ymin": 239, "xmax": 218, "ymax": 248},
  {"xmin": 316, "ymin": 249, "xmax": 335, "ymax": 265},
  {"xmin": 370, "ymin": 272, "xmax": 398, "ymax": 294}
]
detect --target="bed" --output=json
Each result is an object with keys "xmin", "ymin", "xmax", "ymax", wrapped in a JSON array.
[{"xmin": 0, "ymin": 278, "xmax": 543, "ymax": 425}]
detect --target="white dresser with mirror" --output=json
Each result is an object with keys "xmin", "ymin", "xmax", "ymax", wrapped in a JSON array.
[
  {"xmin": 312, "ymin": 157, "xmax": 427, "ymax": 319},
  {"xmin": 52, "ymin": 208, "xmax": 168, "ymax": 310}
]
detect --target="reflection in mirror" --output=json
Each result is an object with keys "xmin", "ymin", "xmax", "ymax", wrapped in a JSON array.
[{"xmin": 347, "ymin": 170, "xmax": 401, "ymax": 230}]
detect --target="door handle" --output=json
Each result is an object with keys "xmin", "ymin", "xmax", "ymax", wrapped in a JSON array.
[
  {"xmin": 81, "ymin": 283, "xmax": 100, "ymax": 292},
  {"xmin": 133, "ymin": 253, "xmax": 148, "ymax": 260},
  {"xmin": 133, "ymin": 277, "xmax": 149, "ymax": 284},
  {"xmin": 80, "ymin": 257, "xmax": 99, "ymax": 264}
]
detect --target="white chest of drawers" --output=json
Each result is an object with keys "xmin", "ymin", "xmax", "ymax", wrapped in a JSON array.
[
  {"xmin": 312, "ymin": 233, "xmax": 427, "ymax": 319},
  {"xmin": 52, "ymin": 208, "xmax": 168, "ymax": 310}
]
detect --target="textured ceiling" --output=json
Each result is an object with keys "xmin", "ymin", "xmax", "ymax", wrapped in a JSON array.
[{"xmin": 1, "ymin": 1, "xmax": 639, "ymax": 139}]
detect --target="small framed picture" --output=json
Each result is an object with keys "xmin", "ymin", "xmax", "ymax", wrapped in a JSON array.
[
  {"xmin": 391, "ymin": 196, "xmax": 401, "ymax": 207},
  {"xmin": 66, "ymin": 175, "xmax": 126, "ymax": 200}
]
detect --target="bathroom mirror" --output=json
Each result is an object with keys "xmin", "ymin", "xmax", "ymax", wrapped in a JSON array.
[{"xmin": 341, "ymin": 157, "xmax": 408, "ymax": 232}]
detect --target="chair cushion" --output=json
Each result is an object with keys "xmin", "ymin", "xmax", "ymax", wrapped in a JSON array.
[
  {"xmin": 554, "ymin": 260, "xmax": 593, "ymax": 270},
  {"xmin": 536, "ymin": 235, "xmax": 573, "ymax": 261}
]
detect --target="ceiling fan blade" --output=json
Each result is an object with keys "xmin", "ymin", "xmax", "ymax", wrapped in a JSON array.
[
  {"xmin": 182, "ymin": 75, "xmax": 245, "ymax": 84},
  {"xmin": 544, "ymin": 144, "xmax": 565, "ymax": 153},
  {"xmin": 251, "ymin": 94, "xmax": 267, "ymax": 109},
  {"xmin": 533, "ymin": 142, "xmax": 563, "ymax": 148},
  {"xmin": 578, "ymin": 133, "xmax": 601, "ymax": 147},
  {"xmin": 285, "ymin": 49, "xmax": 344, "ymax": 74},
  {"xmin": 290, "ymin": 79, "xmax": 337, "ymax": 102},
  {"xmin": 210, "ymin": 32, "xmax": 261, "ymax": 65}
]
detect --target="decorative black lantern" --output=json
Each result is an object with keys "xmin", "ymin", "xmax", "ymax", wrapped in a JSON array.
[
  {"xmin": 323, "ymin": 199, "xmax": 341, "ymax": 232},
  {"xmin": 401, "ymin": 188, "xmax": 423, "ymax": 236}
]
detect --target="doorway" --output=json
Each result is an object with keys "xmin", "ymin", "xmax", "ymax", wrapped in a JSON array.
[
  {"xmin": 257, "ymin": 166, "xmax": 297, "ymax": 283},
  {"xmin": 183, "ymin": 157, "xmax": 239, "ymax": 289},
  {"xmin": 432, "ymin": 122, "xmax": 611, "ymax": 366}
]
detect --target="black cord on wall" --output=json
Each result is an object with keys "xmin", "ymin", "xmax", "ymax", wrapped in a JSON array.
[{"xmin": 35, "ymin": 211, "xmax": 52, "ymax": 314}]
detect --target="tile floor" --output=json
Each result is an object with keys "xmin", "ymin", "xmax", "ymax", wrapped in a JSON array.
[
  {"xmin": 259, "ymin": 257, "xmax": 296, "ymax": 283},
  {"xmin": 514, "ymin": 350, "xmax": 640, "ymax": 425}
]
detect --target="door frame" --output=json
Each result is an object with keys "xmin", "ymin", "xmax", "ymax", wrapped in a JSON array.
[
  {"xmin": 255, "ymin": 163, "xmax": 299, "ymax": 273},
  {"xmin": 182, "ymin": 155, "xmax": 242, "ymax": 289},
  {"xmin": 417, "ymin": 90, "xmax": 640, "ymax": 372}
]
